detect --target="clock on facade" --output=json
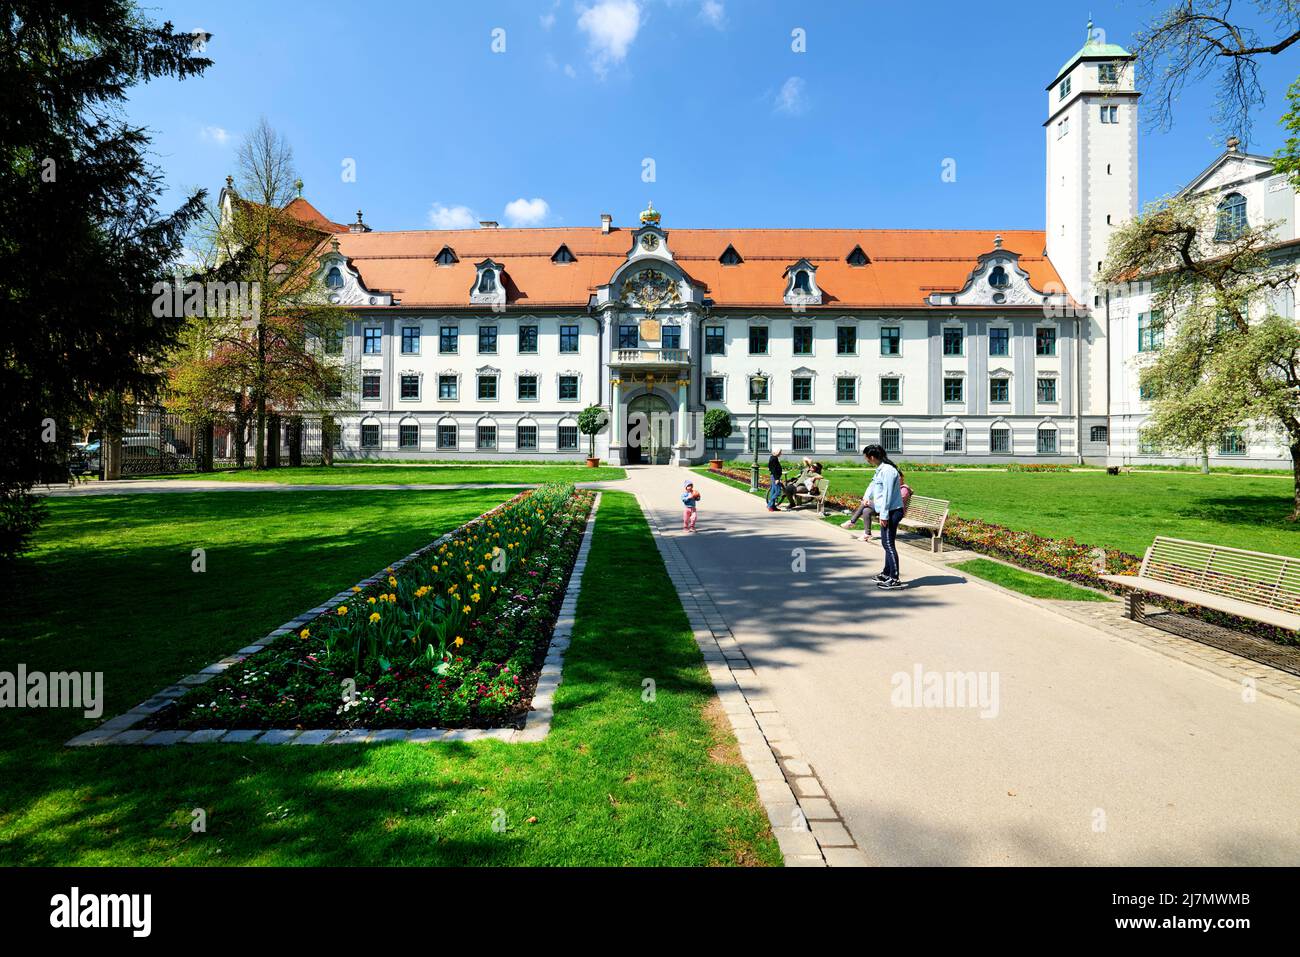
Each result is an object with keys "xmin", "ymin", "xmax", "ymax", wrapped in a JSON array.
[{"xmin": 640, "ymin": 232, "xmax": 659, "ymax": 251}]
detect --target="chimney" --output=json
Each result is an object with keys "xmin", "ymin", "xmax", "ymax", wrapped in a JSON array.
[
  {"xmin": 479, "ymin": 220, "xmax": 499, "ymax": 229},
  {"xmin": 1226, "ymin": 135, "xmax": 1240, "ymax": 152},
  {"xmin": 600, "ymin": 213, "xmax": 612, "ymax": 234}
]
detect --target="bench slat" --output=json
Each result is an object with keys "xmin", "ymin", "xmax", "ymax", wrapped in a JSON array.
[{"xmin": 1101, "ymin": 574, "xmax": 1300, "ymax": 631}]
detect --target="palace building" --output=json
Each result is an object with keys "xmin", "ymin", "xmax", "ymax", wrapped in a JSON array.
[{"xmin": 236, "ymin": 23, "xmax": 1294, "ymax": 467}]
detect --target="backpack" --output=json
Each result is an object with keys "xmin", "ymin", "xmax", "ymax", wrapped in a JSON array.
[{"xmin": 899, "ymin": 483, "xmax": 913, "ymax": 516}]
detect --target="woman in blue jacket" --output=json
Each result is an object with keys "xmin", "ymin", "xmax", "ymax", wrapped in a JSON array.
[{"xmin": 863, "ymin": 444, "xmax": 905, "ymax": 588}]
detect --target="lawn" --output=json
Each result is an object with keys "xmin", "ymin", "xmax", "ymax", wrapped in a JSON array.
[
  {"xmin": 954, "ymin": 558, "xmax": 1110, "ymax": 602},
  {"xmin": 142, "ymin": 464, "xmax": 627, "ymax": 484},
  {"xmin": 696, "ymin": 466, "xmax": 1300, "ymax": 557},
  {"xmin": 0, "ymin": 490, "xmax": 777, "ymax": 865}
]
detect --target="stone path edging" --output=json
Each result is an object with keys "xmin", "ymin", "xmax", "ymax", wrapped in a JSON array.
[{"xmin": 66, "ymin": 491, "xmax": 601, "ymax": 748}]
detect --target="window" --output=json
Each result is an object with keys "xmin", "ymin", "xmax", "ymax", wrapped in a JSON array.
[
  {"xmin": 836, "ymin": 377, "xmax": 857, "ymax": 402},
  {"xmin": 1137, "ymin": 312, "xmax": 1163, "ymax": 352},
  {"xmin": 881, "ymin": 427, "xmax": 902, "ymax": 454},
  {"xmin": 880, "ymin": 326, "xmax": 901, "ymax": 356},
  {"xmin": 361, "ymin": 423, "xmax": 380, "ymax": 448},
  {"xmin": 552, "ymin": 244, "xmax": 575, "ymax": 264},
  {"xmin": 1100, "ymin": 104, "xmax": 1118, "ymax": 123},
  {"xmin": 989, "ymin": 327, "xmax": 1009, "ymax": 356},
  {"xmin": 1099, "ymin": 62, "xmax": 1118, "ymax": 83},
  {"xmin": 363, "ymin": 327, "xmax": 382, "ymax": 354},
  {"xmin": 1139, "ymin": 382, "xmax": 1156, "ymax": 401},
  {"xmin": 558, "ymin": 425, "xmax": 579, "ymax": 451},
  {"xmin": 435, "ymin": 246, "xmax": 457, "ymax": 265},
  {"xmin": 705, "ymin": 326, "xmax": 725, "ymax": 355},
  {"xmin": 518, "ymin": 324, "xmax": 539, "ymax": 353},
  {"xmin": 748, "ymin": 326, "xmax": 769, "ymax": 355},
  {"xmin": 437, "ymin": 424, "xmax": 457, "ymax": 449},
  {"xmin": 748, "ymin": 425, "xmax": 769, "ymax": 452},
  {"xmin": 749, "ymin": 377, "xmax": 769, "ymax": 402},
  {"xmin": 477, "ymin": 269, "xmax": 497, "ymax": 294},
  {"xmin": 399, "ymin": 423, "xmax": 419, "ymax": 449},
  {"xmin": 1219, "ymin": 429, "xmax": 1246, "ymax": 456},
  {"xmin": 439, "ymin": 326, "xmax": 459, "ymax": 354},
  {"xmin": 517, "ymin": 375, "xmax": 538, "ymax": 401},
  {"xmin": 793, "ymin": 325, "xmax": 813, "ymax": 355},
  {"xmin": 517, "ymin": 424, "xmax": 538, "ymax": 450},
  {"xmin": 880, "ymin": 377, "xmax": 900, "ymax": 403},
  {"xmin": 476, "ymin": 425, "xmax": 497, "ymax": 450},
  {"xmin": 401, "ymin": 326, "xmax": 420, "ymax": 355},
  {"xmin": 705, "ymin": 435, "xmax": 726, "ymax": 452},
  {"xmin": 325, "ymin": 266, "xmax": 344, "ymax": 289},
  {"xmin": 1037, "ymin": 377, "xmax": 1057, "ymax": 403},
  {"xmin": 943, "ymin": 377, "xmax": 964, "ymax": 403},
  {"xmin": 438, "ymin": 375, "xmax": 458, "ymax": 400},
  {"xmin": 792, "ymin": 427, "xmax": 813, "ymax": 452},
  {"xmin": 791, "ymin": 376, "xmax": 812, "ymax": 402},
  {"xmin": 400, "ymin": 374, "xmax": 420, "ymax": 400},
  {"xmin": 1090, "ymin": 425, "xmax": 1109, "ymax": 443},
  {"xmin": 1059, "ymin": 76, "xmax": 1071, "ymax": 100},
  {"xmin": 836, "ymin": 426, "xmax": 857, "ymax": 453},
  {"xmin": 558, "ymin": 375, "xmax": 579, "ymax": 401},
  {"xmin": 1216, "ymin": 193, "xmax": 1247, "ymax": 240},
  {"xmin": 618, "ymin": 324, "xmax": 638, "ymax": 349},
  {"xmin": 362, "ymin": 373, "xmax": 380, "ymax": 400},
  {"xmin": 662, "ymin": 325, "xmax": 681, "ymax": 350},
  {"xmin": 1035, "ymin": 327, "xmax": 1057, "ymax": 356},
  {"xmin": 792, "ymin": 270, "xmax": 811, "ymax": 293},
  {"xmin": 847, "ymin": 245, "xmax": 868, "ymax": 266},
  {"xmin": 559, "ymin": 324, "xmax": 579, "ymax": 353},
  {"xmin": 477, "ymin": 375, "xmax": 498, "ymax": 400},
  {"xmin": 720, "ymin": 244, "xmax": 742, "ymax": 265},
  {"xmin": 990, "ymin": 377, "xmax": 1010, "ymax": 403},
  {"xmin": 837, "ymin": 326, "xmax": 857, "ymax": 355},
  {"xmin": 478, "ymin": 325, "xmax": 498, "ymax": 354},
  {"xmin": 944, "ymin": 427, "xmax": 964, "ymax": 453},
  {"xmin": 990, "ymin": 426, "xmax": 1011, "ymax": 454},
  {"xmin": 325, "ymin": 378, "xmax": 343, "ymax": 399},
  {"xmin": 989, "ymin": 265, "xmax": 1009, "ymax": 288},
  {"xmin": 1037, "ymin": 428, "xmax": 1058, "ymax": 454},
  {"xmin": 943, "ymin": 327, "xmax": 964, "ymax": 356},
  {"xmin": 705, "ymin": 377, "xmax": 725, "ymax": 401},
  {"xmin": 324, "ymin": 328, "xmax": 344, "ymax": 355}
]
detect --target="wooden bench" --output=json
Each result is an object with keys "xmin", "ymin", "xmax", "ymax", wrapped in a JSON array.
[
  {"xmin": 899, "ymin": 495, "xmax": 950, "ymax": 553},
  {"xmin": 790, "ymin": 476, "xmax": 831, "ymax": 515},
  {"xmin": 1101, "ymin": 537, "xmax": 1300, "ymax": 631}
]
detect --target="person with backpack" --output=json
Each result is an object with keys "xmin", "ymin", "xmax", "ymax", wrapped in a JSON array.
[{"xmin": 863, "ymin": 444, "xmax": 906, "ymax": 588}]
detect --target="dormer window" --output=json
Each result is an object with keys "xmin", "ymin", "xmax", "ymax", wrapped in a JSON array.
[
  {"xmin": 988, "ymin": 265, "xmax": 1009, "ymax": 288},
  {"xmin": 793, "ymin": 270, "xmax": 811, "ymax": 293},
  {"xmin": 436, "ymin": 246, "xmax": 458, "ymax": 265},
  {"xmin": 324, "ymin": 266, "xmax": 344, "ymax": 289},
  {"xmin": 552, "ymin": 244, "xmax": 575, "ymax": 264},
  {"xmin": 719, "ymin": 244, "xmax": 742, "ymax": 266},
  {"xmin": 846, "ymin": 245, "xmax": 869, "ymax": 267},
  {"xmin": 783, "ymin": 259, "xmax": 822, "ymax": 305},
  {"xmin": 470, "ymin": 259, "xmax": 506, "ymax": 306}
]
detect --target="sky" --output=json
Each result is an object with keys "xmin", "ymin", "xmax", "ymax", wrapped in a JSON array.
[{"xmin": 125, "ymin": 0, "xmax": 1300, "ymax": 233}]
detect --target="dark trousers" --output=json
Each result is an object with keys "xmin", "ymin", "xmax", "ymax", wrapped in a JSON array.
[{"xmin": 880, "ymin": 508, "xmax": 904, "ymax": 580}]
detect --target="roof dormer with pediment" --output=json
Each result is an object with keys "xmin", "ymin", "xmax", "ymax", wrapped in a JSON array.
[
  {"xmin": 927, "ymin": 235, "xmax": 1074, "ymax": 310},
  {"xmin": 316, "ymin": 239, "xmax": 393, "ymax": 307}
]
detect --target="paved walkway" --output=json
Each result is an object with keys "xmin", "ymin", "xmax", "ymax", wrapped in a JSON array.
[{"xmin": 626, "ymin": 465, "xmax": 1300, "ymax": 866}]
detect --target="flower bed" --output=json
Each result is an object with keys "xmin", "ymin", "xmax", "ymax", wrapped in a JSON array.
[{"xmin": 150, "ymin": 484, "xmax": 596, "ymax": 730}]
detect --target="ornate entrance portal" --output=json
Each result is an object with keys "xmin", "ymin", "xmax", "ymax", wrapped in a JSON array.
[{"xmin": 626, "ymin": 393, "xmax": 673, "ymax": 465}]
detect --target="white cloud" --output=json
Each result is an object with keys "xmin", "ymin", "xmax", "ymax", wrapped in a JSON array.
[
  {"xmin": 577, "ymin": 0, "xmax": 641, "ymax": 78},
  {"xmin": 699, "ymin": 1, "xmax": 725, "ymax": 28},
  {"xmin": 774, "ymin": 76, "xmax": 808, "ymax": 116},
  {"xmin": 541, "ymin": 0, "xmax": 560, "ymax": 29},
  {"xmin": 200, "ymin": 125, "xmax": 231, "ymax": 145},
  {"xmin": 427, "ymin": 202, "xmax": 479, "ymax": 229},
  {"xmin": 503, "ymin": 197, "xmax": 550, "ymax": 227},
  {"xmin": 564, "ymin": 63, "xmax": 578, "ymax": 78}
]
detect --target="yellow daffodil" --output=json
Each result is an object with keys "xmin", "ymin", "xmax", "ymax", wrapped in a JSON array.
[
  {"xmin": 369, "ymin": 612, "xmax": 381, "ymax": 624},
  {"xmin": 453, "ymin": 636, "xmax": 464, "ymax": 648},
  {"xmin": 337, "ymin": 606, "xmax": 348, "ymax": 616},
  {"xmin": 462, "ymin": 605, "xmax": 471, "ymax": 614},
  {"xmin": 351, "ymin": 586, "xmax": 361, "ymax": 593},
  {"xmin": 299, "ymin": 628, "xmax": 310, "ymax": 639},
  {"xmin": 367, "ymin": 596, "xmax": 376, "ymax": 605},
  {"xmin": 388, "ymin": 576, "xmax": 397, "ymax": 587}
]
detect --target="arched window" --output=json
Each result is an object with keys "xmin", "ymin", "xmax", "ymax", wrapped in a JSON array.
[
  {"xmin": 324, "ymin": 266, "xmax": 344, "ymax": 289},
  {"xmin": 1216, "ymin": 193, "xmax": 1247, "ymax": 240},
  {"xmin": 793, "ymin": 269, "xmax": 811, "ymax": 293},
  {"xmin": 478, "ymin": 269, "xmax": 496, "ymax": 293},
  {"xmin": 988, "ymin": 265, "xmax": 1009, "ymax": 288}
]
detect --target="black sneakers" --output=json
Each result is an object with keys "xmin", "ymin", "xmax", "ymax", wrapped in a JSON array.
[{"xmin": 876, "ymin": 577, "xmax": 904, "ymax": 589}]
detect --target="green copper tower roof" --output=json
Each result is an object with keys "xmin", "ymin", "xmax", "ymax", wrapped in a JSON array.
[{"xmin": 1053, "ymin": 19, "xmax": 1130, "ymax": 85}]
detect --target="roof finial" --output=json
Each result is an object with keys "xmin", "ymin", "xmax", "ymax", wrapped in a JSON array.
[
  {"xmin": 294, "ymin": 178, "xmax": 303, "ymax": 198},
  {"xmin": 994, "ymin": 234, "xmax": 1003, "ymax": 248},
  {"xmin": 1086, "ymin": 15, "xmax": 1093, "ymax": 43},
  {"xmin": 640, "ymin": 200, "xmax": 660, "ymax": 226},
  {"xmin": 225, "ymin": 174, "xmax": 233, "ymax": 190},
  {"xmin": 1226, "ymin": 135, "xmax": 1241, "ymax": 152}
]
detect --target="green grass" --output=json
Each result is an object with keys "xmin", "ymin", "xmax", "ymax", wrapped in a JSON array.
[
  {"xmin": 139, "ymin": 464, "xmax": 627, "ymax": 484},
  {"xmin": 697, "ymin": 466, "xmax": 1300, "ymax": 557},
  {"xmin": 954, "ymin": 558, "xmax": 1111, "ymax": 602},
  {"xmin": 0, "ymin": 490, "xmax": 776, "ymax": 865}
]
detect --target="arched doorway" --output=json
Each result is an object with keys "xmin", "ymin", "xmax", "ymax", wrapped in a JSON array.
[{"xmin": 626, "ymin": 393, "xmax": 673, "ymax": 464}]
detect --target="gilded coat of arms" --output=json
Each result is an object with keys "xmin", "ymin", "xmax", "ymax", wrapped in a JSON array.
[{"xmin": 621, "ymin": 268, "xmax": 680, "ymax": 316}]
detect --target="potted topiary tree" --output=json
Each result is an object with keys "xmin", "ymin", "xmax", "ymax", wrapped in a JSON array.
[
  {"xmin": 577, "ymin": 405, "xmax": 607, "ymax": 468},
  {"xmin": 703, "ymin": 408, "xmax": 733, "ymax": 471}
]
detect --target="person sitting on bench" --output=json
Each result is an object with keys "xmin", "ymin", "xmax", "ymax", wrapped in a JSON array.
[{"xmin": 783, "ymin": 460, "xmax": 823, "ymax": 509}]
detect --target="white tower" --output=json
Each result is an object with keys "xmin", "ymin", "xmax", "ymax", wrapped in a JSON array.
[{"xmin": 1045, "ymin": 19, "xmax": 1138, "ymax": 305}]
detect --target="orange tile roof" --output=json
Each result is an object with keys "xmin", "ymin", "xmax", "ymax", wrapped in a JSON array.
[{"xmin": 283, "ymin": 204, "xmax": 1064, "ymax": 309}]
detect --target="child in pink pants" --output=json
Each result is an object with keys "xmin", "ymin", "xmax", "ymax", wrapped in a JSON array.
[{"xmin": 682, "ymin": 481, "xmax": 700, "ymax": 531}]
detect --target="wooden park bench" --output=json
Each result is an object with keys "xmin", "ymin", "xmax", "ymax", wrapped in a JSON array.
[
  {"xmin": 1101, "ymin": 537, "xmax": 1300, "ymax": 631},
  {"xmin": 790, "ymin": 475, "xmax": 831, "ymax": 515},
  {"xmin": 899, "ymin": 495, "xmax": 950, "ymax": 553}
]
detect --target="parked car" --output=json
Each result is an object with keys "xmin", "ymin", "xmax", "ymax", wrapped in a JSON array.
[{"xmin": 69, "ymin": 440, "xmax": 100, "ymax": 476}]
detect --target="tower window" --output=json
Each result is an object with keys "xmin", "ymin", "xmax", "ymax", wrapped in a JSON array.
[
  {"xmin": 435, "ymin": 246, "xmax": 458, "ymax": 265},
  {"xmin": 1100, "ymin": 105, "xmax": 1118, "ymax": 123},
  {"xmin": 1059, "ymin": 76, "xmax": 1071, "ymax": 100},
  {"xmin": 719, "ymin": 244, "xmax": 742, "ymax": 265},
  {"xmin": 847, "ymin": 245, "xmax": 869, "ymax": 266},
  {"xmin": 1099, "ymin": 63, "xmax": 1118, "ymax": 84}
]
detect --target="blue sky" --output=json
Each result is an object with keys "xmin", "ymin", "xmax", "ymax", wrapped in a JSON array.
[{"xmin": 127, "ymin": 0, "xmax": 1299, "ymax": 232}]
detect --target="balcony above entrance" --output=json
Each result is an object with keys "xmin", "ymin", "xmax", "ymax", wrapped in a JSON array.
[{"xmin": 612, "ymin": 348, "xmax": 688, "ymax": 368}]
